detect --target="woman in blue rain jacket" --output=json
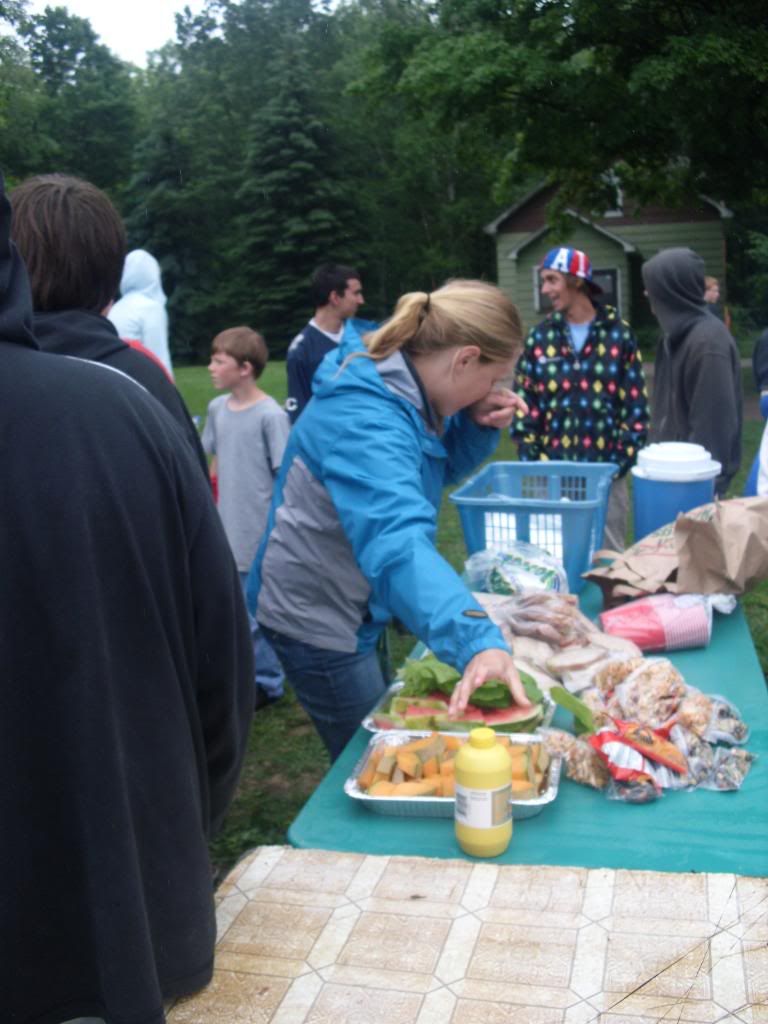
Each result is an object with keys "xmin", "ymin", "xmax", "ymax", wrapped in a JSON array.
[{"xmin": 249, "ymin": 280, "xmax": 531, "ymax": 758}]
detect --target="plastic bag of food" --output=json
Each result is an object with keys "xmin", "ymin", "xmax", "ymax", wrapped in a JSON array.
[
  {"xmin": 464, "ymin": 542, "xmax": 568, "ymax": 595},
  {"xmin": 669, "ymin": 724, "xmax": 715, "ymax": 787},
  {"xmin": 476, "ymin": 589, "xmax": 590, "ymax": 648},
  {"xmin": 612, "ymin": 658, "xmax": 686, "ymax": 728},
  {"xmin": 599, "ymin": 593, "xmax": 737, "ymax": 652},
  {"xmin": 542, "ymin": 728, "xmax": 610, "ymax": 789},
  {"xmin": 676, "ymin": 689, "xmax": 749, "ymax": 744},
  {"xmin": 698, "ymin": 747, "xmax": 755, "ymax": 791},
  {"xmin": 588, "ymin": 719, "xmax": 689, "ymax": 801}
]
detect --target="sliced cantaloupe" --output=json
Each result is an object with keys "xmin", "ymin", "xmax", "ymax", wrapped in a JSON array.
[
  {"xmin": 395, "ymin": 750, "xmax": 423, "ymax": 778},
  {"xmin": 377, "ymin": 753, "xmax": 397, "ymax": 775},
  {"xmin": 368, "ymin": 780, "xmax": 397, "ymax": 796},
  {"xmin": 397, "ymin": 733, "xmax": 440, "ymax": 754},
  {"xmin": 391, "ymin": 779, "xmax": 440, "ymax": 797},
  {"xmin": 416, "ymin": 735, "xmax": 446, "ymax": 763},
  {"xmin": 357, "ymin": 749, "xmax": 382, "ymax": 790},
  {"xmin": 511, "ymin": 777, "xmax": 537, "ymax": 800},
  {"xmin": 422, "ymin": 756, "xmax": 440, "ymax": 778},
  {"xmin": 441, "ymin": 776, "xmax": 456, "ymax": 797}
]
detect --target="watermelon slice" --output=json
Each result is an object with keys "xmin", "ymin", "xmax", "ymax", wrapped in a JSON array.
[
  {"xmin": 478, "ymin": 702, "xmax": 544, "ymax": 732},
  {"xmin": 371, "ymin": 712, "xmax": 405, "ymax": 730},
  {"xmin": 432, "ymin": 711, "xmax": 487, "ymax": 732},
  {"xmin": 403, "ymin": 714, "xmax": 435, "ymax": 729},
  {"xmin": 390, "ymin": 696, "xmax": 448, "ymax": 714}
]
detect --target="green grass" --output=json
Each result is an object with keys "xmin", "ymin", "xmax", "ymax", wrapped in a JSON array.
[
  {"xmin": 177, "ymin": 364, "xmax": 767, "ymax": 877},
  {"xmin": 175, "ymin": 361, "xmax": 288, "ymax": 421}
]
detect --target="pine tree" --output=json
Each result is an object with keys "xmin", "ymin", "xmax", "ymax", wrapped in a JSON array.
[{"xmin": 229, "ymin": 49, "xmax": 360, "ymax": 354}]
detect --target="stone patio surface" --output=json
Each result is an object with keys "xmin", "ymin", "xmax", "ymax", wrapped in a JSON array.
[{"xmin": 167, "ymin": 845, "xmax": 767, "ymax": 1024}]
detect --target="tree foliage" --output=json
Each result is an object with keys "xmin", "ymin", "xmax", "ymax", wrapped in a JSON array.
[
  {"xmin": 18, "ymin": 6, "xmax": 136, "ymax": 191},
  {"xmin": 1, "ymin": 0, "xmax": 766, "ymax": 356},
  {"xmin": 383, "ymin": 0, "xmax": 768, "ymax": 214}
]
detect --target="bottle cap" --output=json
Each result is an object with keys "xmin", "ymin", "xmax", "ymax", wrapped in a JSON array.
[{"xmin": 469, "ymin": 726, "xmax": 496, "ymax": 748}]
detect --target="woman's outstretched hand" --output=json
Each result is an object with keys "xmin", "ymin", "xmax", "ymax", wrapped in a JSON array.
[
  {"xmin": 470, "ymin": 387, "xmax": 528, "ymax": 430},
  {"xmin": 448, "ymin": 648, "xmax": 532, "ymax": 717}
]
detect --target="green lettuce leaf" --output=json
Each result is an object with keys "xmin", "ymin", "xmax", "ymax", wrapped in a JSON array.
[
  {"xmin": 398, "ymin": 655, "xmax": 544, "ymax": 711},
  {"xmin": 399, "ymin": 655, "xmax": 460, "ymax": 698}
]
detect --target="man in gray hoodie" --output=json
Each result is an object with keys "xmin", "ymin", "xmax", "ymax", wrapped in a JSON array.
[{"xmin": 642, "ymin": 247, "xmax": 741, "ymax": 495}]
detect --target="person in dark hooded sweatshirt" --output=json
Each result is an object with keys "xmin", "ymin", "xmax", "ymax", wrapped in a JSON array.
[
  {"xmin": 9, "ymin": 173, "xmax": 208, "ymax": 479},
  {"xmin": 0, "ymin": 170, "xmax": 253, "ymax": 1023},
  {"xmin": 642, "ymin": 247, "xmax": 742, "ymax": 496}
]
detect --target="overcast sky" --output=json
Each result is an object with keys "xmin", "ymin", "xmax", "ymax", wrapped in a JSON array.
[{"xmin": 26, "ymin": 0, "xmax": 207, "ymax": 67}]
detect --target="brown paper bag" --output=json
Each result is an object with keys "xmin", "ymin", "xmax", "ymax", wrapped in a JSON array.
[
  {"xmin": 583, "ymin": 497, "xmax": 768, "ymax": 606},
  {"xmin": 676, "ymin": 497, "xmax": 768, "ymax": 593}
]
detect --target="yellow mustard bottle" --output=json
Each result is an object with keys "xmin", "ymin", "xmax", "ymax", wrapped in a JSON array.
[{"xmin": 454, "ymin": 726, "xmax": 513, "ymax": 858}]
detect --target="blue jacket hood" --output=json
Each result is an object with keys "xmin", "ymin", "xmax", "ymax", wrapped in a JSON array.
[{"xmin": 313, "ymin": 320, "xmax": 437, "ymax": 430}]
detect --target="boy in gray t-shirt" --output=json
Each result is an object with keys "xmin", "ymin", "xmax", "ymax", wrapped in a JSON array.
[{"xmin": 203, "ymin": 327, "xmax": 290, "ymax": 704}]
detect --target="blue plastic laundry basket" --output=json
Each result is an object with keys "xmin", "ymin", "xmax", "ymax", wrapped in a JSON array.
[{"xmin": 449, "ymin": 461, "xmax": 617, "ymax": 593}]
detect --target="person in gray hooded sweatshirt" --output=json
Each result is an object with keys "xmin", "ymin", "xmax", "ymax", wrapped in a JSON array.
[{"xmin": 642, "ymin": 247, "xmax": 741, "ymax": 496}]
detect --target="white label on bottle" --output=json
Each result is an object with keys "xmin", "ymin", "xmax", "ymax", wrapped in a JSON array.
[{"xmin": 454, "ymin": 783, "xmax": 512, "ymax": 828}]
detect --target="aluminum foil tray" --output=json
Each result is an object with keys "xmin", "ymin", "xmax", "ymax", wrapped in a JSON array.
[
  {"xmin": 362, "ymin": 680, "xmax": 556, "ymax": 734},
  {"xmin": 344, "ymin": 730, "xmax": 562, "ymax": 819}
]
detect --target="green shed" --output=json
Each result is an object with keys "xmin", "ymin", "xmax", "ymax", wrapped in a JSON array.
[{"xmin": 485, "ymin": 183, "xmax": 732, "ymax": 334}]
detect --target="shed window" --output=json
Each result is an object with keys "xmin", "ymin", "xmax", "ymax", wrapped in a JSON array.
[{"xmin": 534, "ymin": 267, "xmax": 620, "ymax": 314}]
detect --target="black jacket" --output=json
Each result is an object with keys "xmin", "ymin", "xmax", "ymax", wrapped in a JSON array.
[
  {"xmin": 642, "ymin": 247, "xmax": 742, "ymax": 495},
  {"xmin": 0, "ymin": 178, "xmax": 253, "ymax": 1024},
  {"xmin": 33, "ymin": 307, "xmax": 209, "ymax": 479}
]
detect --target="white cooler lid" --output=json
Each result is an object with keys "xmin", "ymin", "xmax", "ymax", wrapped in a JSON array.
[{"xmin": 636, "ymin": 442, "xmax": 721, "ymax": 481}]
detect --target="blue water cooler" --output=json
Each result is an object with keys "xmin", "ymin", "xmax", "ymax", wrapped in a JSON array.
[{"xmin": 632, "ymin": 443, "xmax": 721, "ymax": 541}]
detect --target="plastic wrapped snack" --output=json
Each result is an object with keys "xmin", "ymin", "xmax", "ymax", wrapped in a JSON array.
[
  {"xmin": 578, "ymin": 688, "xmax": 615, "ymax": 730},
  {"xmin": 591, "ymin": 656, "xmax": 645, "ymax": 696},
  {"xmin": 476, "ymin": 589, "xmax": 592, "ymax": 648},
  {"xmin": 612, "ymin": 658, "xmax": 686, "ymax": 728},
  {"xmin": 464, "ymin": 542, "xmax": 568, "ymax": 595},
  {"xmin": 542, "ymin": 729, "xmax": 610, "ymax": 789},
  {"xmin": 589, "ymin": 719, "xmax": 689, "ymax": 801},
  {"xmin": 676, "ymin": 689, "xmax": 749, "ymax": 744},
  {"xmin": 669, "ymin": 724, "xmax": 715, "ymax": 787},
  {"xmin": 600, "ymin": 593, "xmax": 737, "ymax": 652},
  {"xmin": 699, "ymin": 747, "xmax": 755, "ymax": 791}
]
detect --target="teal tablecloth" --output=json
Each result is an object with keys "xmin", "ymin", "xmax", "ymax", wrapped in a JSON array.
[{"xmin": 288, "ymin": 585, "xmax": 768, "ymax": 876}]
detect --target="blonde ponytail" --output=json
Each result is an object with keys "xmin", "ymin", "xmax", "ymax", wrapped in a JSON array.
[{"xmin": 364, "ymin": 279, "xmax": 523, "ymax": 365}]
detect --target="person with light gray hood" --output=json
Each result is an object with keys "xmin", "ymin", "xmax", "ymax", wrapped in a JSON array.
[
  {"xmin": 109, "ymin": 247, "xmax": 173, "ymax": 377},
  {"xmin": 642, "ymin": 247, "xmax": 741, "ymax": 495}
]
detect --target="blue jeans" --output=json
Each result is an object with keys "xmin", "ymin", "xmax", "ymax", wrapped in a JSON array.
[
  {"xmin": 260, "ymin": 626, "xmax": 387, "ymax": 761},
  {"xmin": 239, "ymin": 573, "xmax": 284, "ymax": 699}
]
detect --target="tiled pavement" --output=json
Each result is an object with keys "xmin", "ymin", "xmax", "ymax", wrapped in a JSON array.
[{"xmin": 168, "ymin": 846, "xmax": 768, "ymax": 1023}]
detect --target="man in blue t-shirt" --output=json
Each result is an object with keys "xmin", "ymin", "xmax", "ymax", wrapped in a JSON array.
[{"xmin": 285, "ymin": 263, "xmax": 364, "ymax": 422}]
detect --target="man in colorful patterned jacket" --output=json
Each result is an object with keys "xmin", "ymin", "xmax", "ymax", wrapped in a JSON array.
[{"xmin": 512, "ymin": 246, "xmax": 650, "ymax": 550}]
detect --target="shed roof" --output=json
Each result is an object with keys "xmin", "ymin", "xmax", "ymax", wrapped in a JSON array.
[
  {"xmin": 503, "ymin": 216, "xmax": 636, "ymax": 260},
  {"xmin": 485, "ymin": 182, "xmax": 732, "ymax": 237}
]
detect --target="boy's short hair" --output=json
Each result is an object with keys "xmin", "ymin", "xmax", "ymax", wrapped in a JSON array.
[
  {"xmin": 11, "ymin": 174, "xmax": 126, "ymax": 313},
  {"xmin": 310, "ymin": 263, "xmax": 360, "ymax": 308},
  {"xmin": 212, "ymin": 327, "xmax": 269, "ymax": 377}
]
